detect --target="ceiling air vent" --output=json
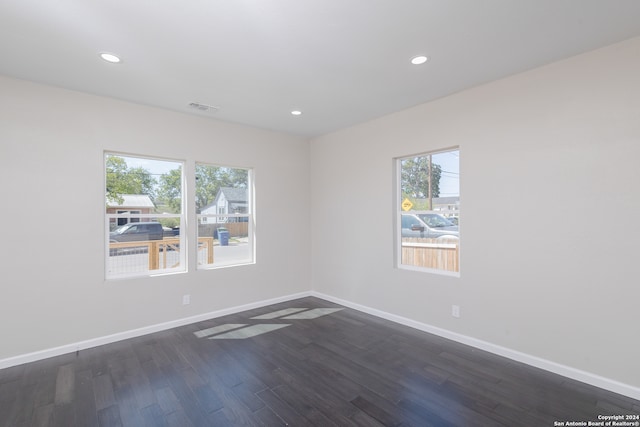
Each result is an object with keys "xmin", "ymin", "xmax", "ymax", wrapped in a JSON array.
[{"xmin": 188, "ymin": 102, "xmax": 219, "ymax": 113}]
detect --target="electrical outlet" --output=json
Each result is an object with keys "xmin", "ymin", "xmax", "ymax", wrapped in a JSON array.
[
  {"xmin": 182, "ymin": 294, "xmax": 191, "ymax": 305},
  {"xmin": 452, "ymin": 305, "xmax": 460, "ymax": 318}
]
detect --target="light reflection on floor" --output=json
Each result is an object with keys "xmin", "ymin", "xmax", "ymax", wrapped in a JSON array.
[
  {"xmin": 208, "ymin": 324, "xmax": 290, "ymax": 339},
  {"xmin": 282, "ymin": 308, "xmax": 343, "ymax": 319},
  {"xmin": 250, "ymin": 308, "xmax": 307, "ymax": 319},
  {"xmin": 193, "ymin": 323, "xmax": 247, "ymax": 338},
  {"xmin": 194, "ymin": 307, "xmax": 344, "ymax": 340}
]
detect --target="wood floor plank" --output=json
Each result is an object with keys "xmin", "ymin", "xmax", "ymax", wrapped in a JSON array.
[
  {"xmin": 164, "ymin": 409, "xmax": 194, "ymax": 427},
  {"xmin": 127, "ymin": 373, "xmax": 156, "ymax": 409},
  {"xmin": 0, "ymin": 378, "xmax": 19, "ymax": 403},
  {"xmin": 112, "ymin": 382, "xmax": 145, "ymax": 427},
  {"xmin": 156, "ymin": 365, "xmax": 212, "ymax": 426},
  {"xmin": 92, "ymin": 373, "xmax": 117, "ymax": 411},
  {"xmin": 350, "ymin": 395, "xmax": 403, "ymax": 427},
  {"xmin": 349, "ymin": 408, "xmax": 388, "ymax": 427},
  {"xmin": 54, "ymin": 364, "xmax": 75, "ymax": 405},
  {"xmin": 252, "ymin": 405, "xmax": 287, "ymax": 427},
  {"xmin": 52, "ymin": 402, "xmax": 75, "ymax": 427},
  {"xmin": 270, "ymin": 383, "xmax": 339, "ymax": 426},
  {"xmin": 96, "ymin": 404, "xmax": 123, "ymax": 427},
  {"xmin": 209, "ymin": 386, "xmax": 264, "ymax": 427},
  {"xmin": 72, "ymin": 370, "xmax": 98, "ymax": 427},
  {"xmin": 140, "ymin": 358, "xmax": 168, "ymax": 390},
  {"xmin": 397, "ymin": 398, "xmax": 458, "ymax": 427},
  {"xmin": 139, "ymin": 403, "xmax": 167, "ymax": 427},
  {"xmin": 31, "ymin": 403, "xmax": 55, "ymax": 427},
  {"xmin": 192, "ymin": 383, "xmax": 224, "ymax": 413},
  {"xmin": 230, "ymin": 381, "xmax": 266, "ymax": 412},
  {"xmin": 32, "ymin": 374, "xmax": 56, "ymax": 409},
  {"xmin": 153, "ymin": 386, "xmax": 181, "ymax": 415},
  {"xmin": 256, "ymin": 388, "xmax": 309, "ymax": 426},
  {"xmin": 271, "ymin": 367, "xmax": 362, "ymax": 426}
]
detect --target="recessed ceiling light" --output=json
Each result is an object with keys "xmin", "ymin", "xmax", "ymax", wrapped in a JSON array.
[
  {"xmin": 100, "ymin": 52, "xmax": 121, "ymax": 63},
  {"xmin": 411, "ymin": 55, "xmax": 428, "ymax": 65},
  {"xmin": 291, "ymin": 110, "xmax": 302, "ymax": 116}
]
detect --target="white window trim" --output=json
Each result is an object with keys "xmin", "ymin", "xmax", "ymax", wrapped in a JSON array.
[
  {"xmin": 195, "ymin": 164, "xmax": 255, "ymax": 270},
  {"xmin": 104, "ymin": 153, "xmax": 186, "ymax": 280},
  {"xmin": 395, "ymin": 148, "xmax": 460, "ymax": 277}
]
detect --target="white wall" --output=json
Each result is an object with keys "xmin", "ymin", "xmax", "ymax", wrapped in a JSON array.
[
  {"xmin": 1, "ymin": 36, "xmax": 639, "ymax": 397},
  {"xmin": 310, "ymin": 37, "xmax": 640, "ymax": 389},
  {"xmin": 0, "ymin": 76, "xmax": 310, "ymax": 360}
]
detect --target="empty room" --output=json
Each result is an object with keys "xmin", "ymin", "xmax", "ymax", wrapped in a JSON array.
[{"xmin": 1, "ymin": 1, "xmax": 639, "ymax": 426}]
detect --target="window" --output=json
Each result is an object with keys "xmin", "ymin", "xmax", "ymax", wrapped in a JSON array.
[
  {"xmin": 397, "ymin": 148, "xmax": 460, "ymax": 274},
  {"xmin": 116, "ymin": 210, "xmax": 141, "ymax": 226},
  {"xmin": 196, "ymin": 163, "xmax": 254, "ymax": 268},
  {"xmin": 105, "ymin": 153, "xmax": 185, "ymax": 279}
]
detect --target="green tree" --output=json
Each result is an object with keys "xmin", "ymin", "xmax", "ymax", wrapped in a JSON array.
[
  {"xmin": 105, "ymin": 155, "xmax": 157, "ymax": 205},
  {"xmin": 401, "ymin": 156, "xmax": 442, "ymax": 203},
  {"xmin": 195, "ymin": 165, "xmax": 247, "ymax": 212},
  {"xmin": 156, "ymin": 167, "xmax": 182, "ymax": 213}
]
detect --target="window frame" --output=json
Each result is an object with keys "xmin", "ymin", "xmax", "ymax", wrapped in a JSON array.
[
  {"xmin": 104, "ymin": 152, "xmax": 186, "ymax": 280},
  {"xmin": 395, "ymin": 147, "xmax": 460, "ymax": 277},
  {"xmin": 195, "ymin": 163, "xmax": 255, "ymax": 270}
]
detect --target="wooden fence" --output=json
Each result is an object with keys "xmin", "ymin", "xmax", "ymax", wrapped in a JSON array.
[
  {"xmin": 198, "ymin": 222, "xmax": 249, "ymax": 238},
  {"xmin": 109, "ymin": 237, "xmax": 214, "ymax": 270},
  {"xmin": 402, "ymin": 238, "xmax": 459, "ymax": 272},
  {"xmin": 222, "ymin": 223, "xmax": 248, "ymax": 237}
]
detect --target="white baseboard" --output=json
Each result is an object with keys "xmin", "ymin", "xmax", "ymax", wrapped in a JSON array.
[
  {"xmin": 2, "ymin": 289, "xmax": 638, "ymax": 401},
  {"xmin": 0, "ymin": 291, "xmax": 312, "ymax": 371},
  {"xmin": 311, "ymin": 291, "xmax": 640, "ymax": 401}
]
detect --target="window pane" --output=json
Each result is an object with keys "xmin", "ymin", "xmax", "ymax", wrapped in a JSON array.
[
  {"xmin": 399, "ymin": 148, "xmax": 459, "ymax": 273},
  {"xmin": 196, "ymin": 164, "xmax": 253, "ymax": 268},
  {"xmin": 105, "ymin": 154, "xmax": 185, "ymax": 279}
]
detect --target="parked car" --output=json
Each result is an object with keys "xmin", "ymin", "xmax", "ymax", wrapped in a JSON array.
[
  {"xmin": 401, "ymin": 213, "xmax": 459, "ymax": 239},
  {"xmin": 445, "ymin": 216, "xmax": 459, "ymax": 225},
  {"xmin": 109, "ymin": 221, "xmax": 164, "ymax": 242}
]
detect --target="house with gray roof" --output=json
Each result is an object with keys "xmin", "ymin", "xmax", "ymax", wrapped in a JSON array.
[{"xmin": 201, "ymin": 187, "xmax": 248, "ymax": 223}]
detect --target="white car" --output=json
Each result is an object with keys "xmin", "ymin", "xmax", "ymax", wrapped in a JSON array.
[{"xmin": 401, "ymin": 213, "xmax": 459, "ymax": 239}]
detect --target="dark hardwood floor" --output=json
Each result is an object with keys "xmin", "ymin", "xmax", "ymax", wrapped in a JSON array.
[{"xmin": 1, "ymin": 296, "xmax": 638, "ymax": 426}]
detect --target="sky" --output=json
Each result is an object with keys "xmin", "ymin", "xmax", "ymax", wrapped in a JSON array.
[
  {"xmin": 121, "ymin": 155, "xmax": 181, "ymax": 179},
  {"xmin": 432, "ymin": 149, "xmax": 460, "ymax": 198}
]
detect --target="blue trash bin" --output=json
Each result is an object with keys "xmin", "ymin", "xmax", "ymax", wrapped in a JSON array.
[{"xmin": 218, "ymin": 228, "xmax": 229, "ymax": 246}]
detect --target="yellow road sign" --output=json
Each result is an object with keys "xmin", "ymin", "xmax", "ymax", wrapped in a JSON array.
[{"xmin": 401, "ymin": 198, "xmax": 413, "ymax": 211}]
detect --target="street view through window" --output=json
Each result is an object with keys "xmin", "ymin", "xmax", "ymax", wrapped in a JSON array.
[
  {"xmin": 105, "ymin": 153, "xmax": 185, "ymax": 279},
  {"xmin": 196, "ymin": 163, "xmax": 253, "ymax": 269},
  {"xmin": 105, "ymin": 154, "xmax": 254, "ymax": 279},
  {"xmin": 398, "ymin": 148, "xmax": 460, "ymax": 274}
]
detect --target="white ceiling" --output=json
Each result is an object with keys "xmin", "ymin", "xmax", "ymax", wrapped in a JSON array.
[{"xmin": 1, "ymin": 1, "xmax": 640, "ymax": 138}]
